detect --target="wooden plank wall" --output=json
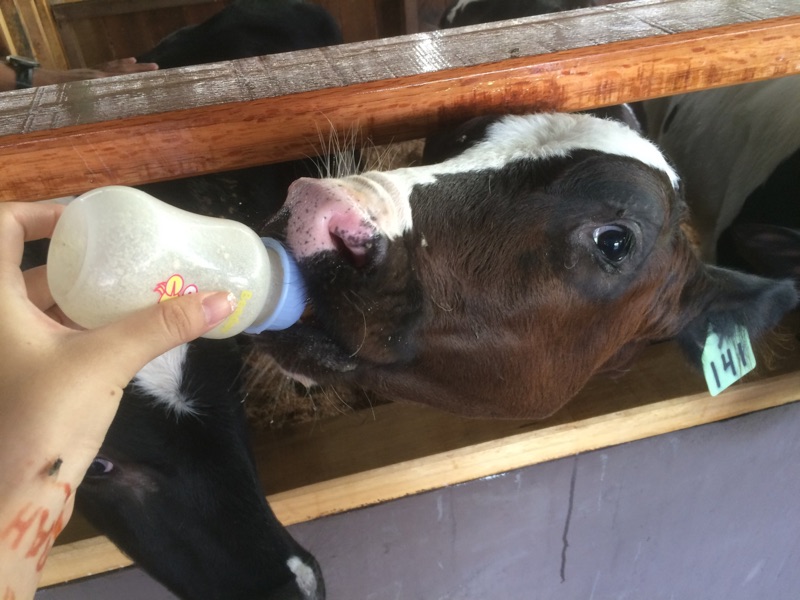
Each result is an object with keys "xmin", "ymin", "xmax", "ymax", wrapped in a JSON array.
[
  {"xmin": 49, "ymin": 0, "xmax": 233, "ymax": 68},
  {"xmin": 0, "ymin": 0, "xmax": 67, "ymax": 68},
  {"xmin": 0, "ymin": 0, "xmax": 794, "ymax": 587},
  {"xmin": 47, "ymin": 0, "xmax": 408, "ymax": 68},
  {"xmin": 2, "ymin": 0, "xmax": 410, "ymax": 70}
]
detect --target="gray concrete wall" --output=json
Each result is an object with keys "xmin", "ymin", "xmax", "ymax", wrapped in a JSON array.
[{"xmin": 39, "ymin": 400, "xmax": 800, "ymax": 599}]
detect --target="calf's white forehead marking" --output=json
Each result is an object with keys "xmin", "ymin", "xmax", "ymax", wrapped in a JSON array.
[
  {"xmin": 287, "ymin": 556, "xmax": 318, "ymax": 598},
  {"xmin": 393, "ymin": 113, "xmax": 680, "ymax": 190},
  {"xmin": 131, "ymin": 344, "xmax": 195, "ymax": 416}
]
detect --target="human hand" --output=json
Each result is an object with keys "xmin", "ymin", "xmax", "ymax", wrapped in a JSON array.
[{"xmin": 0, "ymin": 201, "xmax": 234, "ymax": 596}]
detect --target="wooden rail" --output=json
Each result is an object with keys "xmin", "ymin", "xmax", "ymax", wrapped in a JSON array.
[
  {"xmin": 14, "ymin": 0, "xmax": 799, "ymax": 587},
  {"xmin": 1, "ymin": 0, "xmax": 799, "ymax": 202}
]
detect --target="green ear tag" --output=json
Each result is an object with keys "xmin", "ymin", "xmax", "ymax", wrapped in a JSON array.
[{"xmin": 701, "ymin": 324, "xmax": 756, "ymax": 396}]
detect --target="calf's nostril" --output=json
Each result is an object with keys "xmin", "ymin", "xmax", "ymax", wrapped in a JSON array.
[
  {"xmin": 331, "ymin": 230, "xmax": 367, "ymax": 268},
  {"xmin": 330, "ymin": 226, "xmax": 382, "ymax": 269},
  {"xmin": 284, "ymin": 177, "xmax": 386, "ymax": 266}
]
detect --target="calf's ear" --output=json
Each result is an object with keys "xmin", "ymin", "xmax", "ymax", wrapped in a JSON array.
[{"xmin": 675, "ymin": 265, "xmax": 798, "ymax": 366}]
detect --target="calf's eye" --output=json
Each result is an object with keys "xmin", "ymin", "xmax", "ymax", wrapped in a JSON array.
[
  {"xmin": 593, "ymin": 225, "xmax": 633, "ymax": 263},
  {"xmin": 86, "ymin": 457, "xmax": 115, "ymax": 477}
]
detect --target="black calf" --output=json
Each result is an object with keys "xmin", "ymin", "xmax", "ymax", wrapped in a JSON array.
[{"xmin": 77, "ymin": 339, "xmax": 323, "ymax": 599}]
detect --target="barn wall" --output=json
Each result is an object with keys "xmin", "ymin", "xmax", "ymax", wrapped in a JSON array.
[
  {"xmin": 37, "ymin": 400, "xmax": 800, "ymax": 599},
  {"xmin": 10, "ymin": 0, "xmax": 437, "ymax": 70}
]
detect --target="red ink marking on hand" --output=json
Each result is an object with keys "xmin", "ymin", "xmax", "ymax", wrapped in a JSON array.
[
  {"xmin": 59, "ymin": 482, "xmax": 72, "ymax": 500},
  {"xmin": 1, "ymin": 485, "xmax": 73, "ymax": 572},
  {"xmin": 26, "ymin": 509, "xmax": 53, "ymax": 564},
  {"xmin": 35, "ymin": 508, "xmax": 66, "ymax": 572},
  {"xmin": 0, "ymin": 504, "xmax": 39, "ymax": 551}
]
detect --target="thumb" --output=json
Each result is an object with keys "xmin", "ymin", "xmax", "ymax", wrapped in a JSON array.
[{"xmin": 81, "ymin": 291, "xmax": 236, "ymax": 383}]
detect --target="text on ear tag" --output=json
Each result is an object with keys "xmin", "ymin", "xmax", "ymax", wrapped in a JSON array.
[{"xmin": 701, "ymin": 324, "xmax": 756, "ymax": 396}]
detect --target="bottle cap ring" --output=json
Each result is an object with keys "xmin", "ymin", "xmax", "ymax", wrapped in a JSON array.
[{"xmin": 245, "ymin": 238, "xmax": 307, "ymax": 333}]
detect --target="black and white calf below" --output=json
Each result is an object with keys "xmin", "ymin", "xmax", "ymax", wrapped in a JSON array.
[{"xmin": 76, "ymin": 338, "xmax": 323, "ymax": 600}]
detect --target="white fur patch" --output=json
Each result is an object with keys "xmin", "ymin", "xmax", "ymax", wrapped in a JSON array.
[
  {"xmin": 131, "ymin": 344, "xmax": 195, "ymax": 416},
  {"xmin": 287, "ymin": 556, "xmax": 318, "ymax": 598},
  {"xmin": 410, "ymin": 113, "xmax": 678, "ymax": 188},
  {"xmin": 340, "ymin": 172, "xmax": 414, "ymax": 239},
  {"xmin": 352, "ymin": 113, "xmax": 679, "ymax": 225}
]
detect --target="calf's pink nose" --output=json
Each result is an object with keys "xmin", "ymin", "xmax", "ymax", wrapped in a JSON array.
[{"xmin": 284, "ymin": 177, "xmax": 379, "ymax": 267}]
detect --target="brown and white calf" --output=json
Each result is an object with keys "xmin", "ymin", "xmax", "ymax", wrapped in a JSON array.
[{"xmin": 254, "ymin": 112, "xmax": 797, "ymax": 419}]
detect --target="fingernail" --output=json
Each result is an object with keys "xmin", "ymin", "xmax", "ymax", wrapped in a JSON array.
[{"xmin": 202, "ymin": 292, "xmax": 237, "ymax": 327}]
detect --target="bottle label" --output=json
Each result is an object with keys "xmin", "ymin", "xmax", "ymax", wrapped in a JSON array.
[
  {"xmin": 153, "ymin": 274, "xmax": 198, "ymax": 302},
  {"xmin": 218, "ymin": 290, "xmax": 253, "ymax": 333},
  {"xmin": 153, "ymin": 273, "xmax": 254, "ymax": 335}
]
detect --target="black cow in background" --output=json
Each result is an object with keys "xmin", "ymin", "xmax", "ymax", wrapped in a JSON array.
[
  {"xmin": 138, "ymin": 0, "xmax": 342, "ymax": 70},
  {"xmin": 63, "ymin": 1, "xmax": 341, "ymax": 598}
]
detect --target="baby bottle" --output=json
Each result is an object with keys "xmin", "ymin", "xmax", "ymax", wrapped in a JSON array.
[{"xmin": 46, "ymin": 186, "xmax": 306, "ymax": 339}]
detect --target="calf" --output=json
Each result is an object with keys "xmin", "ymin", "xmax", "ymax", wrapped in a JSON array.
[
  {"xmin": 77, "ymin": 339, "xmax": 323, "ymax": 599},
  {"xmin": 254, "ymin": 112, "xmax": 797, "ymax": 419}
]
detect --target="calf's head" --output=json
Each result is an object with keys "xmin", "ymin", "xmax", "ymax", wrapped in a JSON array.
[
  {"xmin": 75, "ymin": 339, "xmax": 323, "ymax": 599},
  {"xmin": 256, "ymin": 113, "xmax": 797, "ymax": 418}
]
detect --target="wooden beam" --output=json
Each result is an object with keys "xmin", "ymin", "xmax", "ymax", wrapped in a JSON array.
[{"xmin": 0, "ymin": 0, "xmax": 798, "ymax": 202}]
